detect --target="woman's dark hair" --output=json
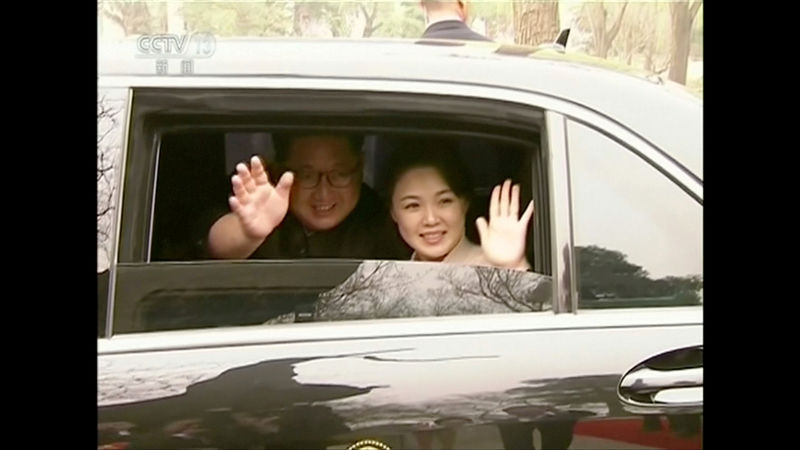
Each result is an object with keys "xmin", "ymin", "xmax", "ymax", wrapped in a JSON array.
[
  {"xmin": 271, "ymin": 132, "xmax": 364, "ymax": 163},
  {"xmin": 385, "ymin": 137, "xmax": 474, "ymax": 205}
]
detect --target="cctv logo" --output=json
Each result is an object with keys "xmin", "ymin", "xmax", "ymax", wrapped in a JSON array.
[{"xmin": 136, "ymin": 33, "xmax": 216, "ymax": 59}]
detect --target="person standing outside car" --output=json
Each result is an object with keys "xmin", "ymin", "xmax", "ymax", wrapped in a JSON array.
[
  {"xmin": 207, "ymin": 133, "xmax": 409, "ymax": 260},
  {"xmin": 420, "ymin": 0, "xmax": 491, "ymax": 42}
]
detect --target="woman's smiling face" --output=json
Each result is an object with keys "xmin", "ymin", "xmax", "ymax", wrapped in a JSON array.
[{"xmin": 391, "ymin": 166, "xmax": 469, "ymax": 261}]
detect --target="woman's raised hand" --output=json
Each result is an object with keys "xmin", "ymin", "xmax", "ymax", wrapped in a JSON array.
[{"xmin": 475, "ymin": 179, "xmax": 534, "ymax": 269}]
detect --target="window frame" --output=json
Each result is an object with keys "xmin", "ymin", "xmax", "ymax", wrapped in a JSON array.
[
  {"xmin": 98, "ymin": 87, "xmax": 133, "ymax": 338},
  {"xmin": 560, "ymin": 116, "xmax": 703, "ymax": 311},
  {"xmin": 110, "ymin": 85, "xmax": 551, "ymax": 336},
  {"xmin": 101, "ymin": 75, "xmax": 702, "ymax": 337}
]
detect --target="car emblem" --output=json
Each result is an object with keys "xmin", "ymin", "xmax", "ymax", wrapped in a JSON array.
[{"xmin": 347, "ymin": 439, "xmax": 391, "ymax": 450}]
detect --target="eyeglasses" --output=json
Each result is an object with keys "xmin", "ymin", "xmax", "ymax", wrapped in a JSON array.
[{"xmin": 290, "ymin": 167, "xmax": 360, "ymax": 189}]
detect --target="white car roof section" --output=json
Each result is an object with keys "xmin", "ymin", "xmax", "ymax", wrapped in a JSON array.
[{"xmin": 98, "ymin": 39, "xmax": 702, "ymax": 179}]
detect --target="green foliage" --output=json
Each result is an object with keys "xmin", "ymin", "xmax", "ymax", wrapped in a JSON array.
[
  {"xmin": 372, "ymin": 1, "xmax": 425, "ymax": 39},
  {"xmin": 178, "ymin": 1, "xmax": 425, "ymax": 39},
  {"xmin": 468, "ymin": 0, "xmax": 513, "ymax": 39},
  {"xmin": 319, "ymin": 2, "xmax": 359, "ymax": 37},
  {"xmin": 101, "ymin": 0, "xmax": 167, "ymax": 35},
  {"xmin": 291, "ymin": 1, "xmax": 359, "ymax": 37},
  {"xmin": 181, "ymin": 1, "xmax": 293, "ymax": 37}
]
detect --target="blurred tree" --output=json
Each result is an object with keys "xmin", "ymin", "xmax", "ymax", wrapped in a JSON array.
[
  {"xmin": 294, "ymin": 1, "xmax": 395, "ymax": 38},
  {"xmin": 691, "ymin": 4, "xmax": 703, "ymax": 58},
  {"xmin": 576, "ymin": 245, "xmax": 649, "ymax": 300},
  {"xmin": 97, "ymin": 96, "xmax": 118, "ymax": 252},
  {"xmin": 359, "ymin": 1, "xmax": 387, "ymax": 37},
  {"xmin": 575, "ymin": 0, "xmax": 629, "ymax": 58},
  {"xmin": 436, "ymin": 265, "xmax": 552, "ymax": 314},
  {"xmin": 373, "ymin": 1, "xmax": 424, "ymax": 39},
  {"xmin": 293, "ymin": 1, "xmax": 314, "ymax": 36},
  {"xmin": 315, "ymin": 261, "xmax": 416, "ymax": 320},
  {"xmin": 576, "ymin": 245, "xmax": 702, "ymax": 303},
  {"xmin": 166, "ymin": 1, "xmax": 185, "ymax": 33},
  {"xmin": 181, "ymin": 1, "xmax": 293, "ymax": 37},
  {"xmin": 513, "ymin": 0, "xmax": 560, "ymax": 46},
  {"xmin": 102, "ymin": 0, "xmax": 166, "ymax": 36},
  {"xmin": 323, "ymin": 2, "xmax": 360, "ymax": 37},
  {"xmin": 611, "ymin": 1, "xmax": 670, "ymax": 73},
  {"xmin": 668, "ymin": 0, "xmax": 703, "ymax": 84},
  {"xmin": 293, "ymin": 1, "xmax": 330, "ymax": 37},
  {"xmin": 655, "ymin": 275, "xmax": 703, "ymax": 300},
  {"xmin": 97, "ymin": 91, "xmax": 126, "ymax": 271},
  {"xmin": 469, "ymin": 0, "xmax": 513, "ymax": 41}
]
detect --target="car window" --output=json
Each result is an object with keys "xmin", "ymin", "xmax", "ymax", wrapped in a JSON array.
[
  {"xmin": 108, "ymin": 89, "xmax": 553, "ymax": 334},
  {"xmin": 149, "ymin": 130, "xmax": 534, "ymax": 262},
  {"xmin": 114, "ymin": 260, "xmax": 552, "ymax": 333},
  {"xmin": 566, "ymin": 120, "xmax": 702, "ymax": 309}
]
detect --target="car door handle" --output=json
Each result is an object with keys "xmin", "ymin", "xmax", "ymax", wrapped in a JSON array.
[{"xmin": 617, "ymin": 346, "xmax": 702, "ymax": 415}]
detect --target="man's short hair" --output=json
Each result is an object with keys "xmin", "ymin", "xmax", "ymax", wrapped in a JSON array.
[
  {"xmin": 271, "ymin": 132, "xmax": 364, "ymax": 163},
  {"xmin": 421, "ymin": 0, "xmax": 461, "ymax": 12}
]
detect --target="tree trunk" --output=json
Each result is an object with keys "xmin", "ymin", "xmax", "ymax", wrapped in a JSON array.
[
  {"xmin": 668, "ymin": 1, "xmax": 701, "ymax": 84},
  {"xmin": 604, "ymin": 2, "xmax": 628, "ymax": 57},
  {"xmin": 293, "ymin": 3, "xmax": 310, "ymax": 37},
  {"xmin": 102, "ymin": 2, "xmax": 154, "ymax": 36},
  {"xmin": 513, "ymin": 0, "xmax": 559, "ymax": 47},
  {"xmin": 645, "ymin": 43, "xmax": 654, "ymax": 72},
  {"xmin": 580, "ymin": 1, "xmax": 628, "ymax": 58},
  {"xmin": 360, "ymin": 3, "xmax": 379, "ymax": 38},
  {"xmin": 625, "ymin": 31, "xmax": 633, "ymax": 65}
]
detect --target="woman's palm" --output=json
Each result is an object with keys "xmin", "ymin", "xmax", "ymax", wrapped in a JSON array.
[{"xmin": 476, "ymin": 180, "xmax": 534, "ymax": 268}]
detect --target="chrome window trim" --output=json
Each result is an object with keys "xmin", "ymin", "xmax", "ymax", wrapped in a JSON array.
[
  {"xmin": 98, "ymin": 307, "xmax": 702, "ymax": 355},
  {"xmin": 105, "ymin": 87, "xmax": 134, "ymax": 339},
  {"xmin": 146, "ymin": 135, "xmax": 161, "ymax": 262},
  {"xmin": 545, "ymin": 112, "xmax": 577, "ymax": 314}
]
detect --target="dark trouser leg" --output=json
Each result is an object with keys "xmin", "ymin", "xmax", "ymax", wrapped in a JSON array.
[
  {"xmin": 538, "ymin": 421, "xmax": 576, "ymax": 450},
  {"xmin": 498, "ymin": 423, "xmax": 535, "ymax": 450}
]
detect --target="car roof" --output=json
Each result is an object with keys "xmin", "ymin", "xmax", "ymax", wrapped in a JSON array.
[{"xmin": 99, "ymin": 38, "xmax": 702, "ymax": 178}]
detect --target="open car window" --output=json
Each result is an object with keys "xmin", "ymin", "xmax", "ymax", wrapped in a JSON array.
[
  {"xmin": 110, "ymin": 88, "xmax": 552, "ymax": 334},
  {"xmin": 149, "ymin": 129, "xmax": 537, "ymax": 264}
]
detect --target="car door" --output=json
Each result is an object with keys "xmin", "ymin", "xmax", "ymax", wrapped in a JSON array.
[
  {"xmin": 98, "ymin": 75, "xmax": 701, "ymax": 450},
  {"xmin": 539, "ymin": 109, "xmax": 702, "ymax": 449}
]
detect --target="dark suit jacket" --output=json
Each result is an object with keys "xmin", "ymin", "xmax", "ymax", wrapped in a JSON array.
[{"xmin": 421, "ymin": 20, "xmax": 492, "ymax": 42}]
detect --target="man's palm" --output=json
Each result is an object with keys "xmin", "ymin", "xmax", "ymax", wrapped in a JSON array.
[{"xmin": 228, "ymin": 156, "xmax": 294, "ymax": 239}]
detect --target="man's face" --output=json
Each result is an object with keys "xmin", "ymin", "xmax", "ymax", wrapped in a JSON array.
[{"xmin": 284, "ymin": 136, "xmax": 362, "ymax": 232}]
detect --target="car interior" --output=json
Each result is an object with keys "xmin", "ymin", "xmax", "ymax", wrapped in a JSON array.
[
  {"xmin": 150, "ymin": 129, "xmax": 536, "ymax": 264},
  {"xmin": 125, "ymin": 128, "xmax": 541, "ymax": 332}
]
